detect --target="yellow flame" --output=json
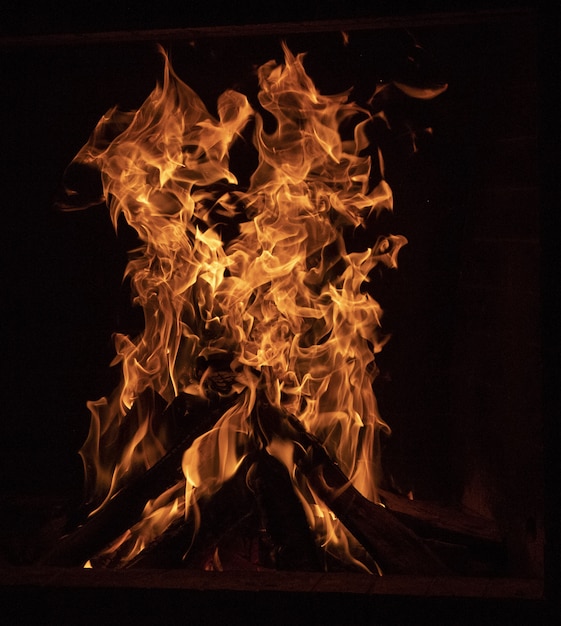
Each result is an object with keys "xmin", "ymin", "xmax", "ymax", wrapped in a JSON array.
[{"xmin": 69, "ymin": 43, "xmax": 407, "ymax": 568}]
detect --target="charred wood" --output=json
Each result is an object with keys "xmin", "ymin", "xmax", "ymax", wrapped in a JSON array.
[
  {"xmin": 255, "ymin": 396, "xmax": 450, "ymax": 575},
  {"xmin": 123, "ymin": 456, "xmax": 255, "ymax": 569},
  {"xmin": 127, "ymin": 450, "xmax": 322, "ymax": 572},
  {"xmin": 302, "ymin": 455, "xmax": 450, "ymax": 575},
  {"xmin": 42, "ymin": 382, "xmax": 450, "ymax": 574},
  {"xmin": 378, "ymin": 488, "xmax": 506, "ymax": 575},
  {"xmin": 248, "ymin": 450, "xmax": 322, "ymax": 571},
  {"xmin": 39, "ymin": 392, "xmax": 237, "ymax": 567},
  {"xmin": 179, "ymin": 456, "xmax": 260, "ymax": 571},
  {"xmin": 378, "ymin": 488, "xmax": 503, "ymax": 546},
  {"xmin": 128, "ymin": 455, "xmax": 258, "ymax": 570}
]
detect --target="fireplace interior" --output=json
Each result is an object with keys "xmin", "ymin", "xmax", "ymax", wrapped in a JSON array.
[{"xmin": 0, "ymin": 3, "xmax": 557, "ymax": 623}]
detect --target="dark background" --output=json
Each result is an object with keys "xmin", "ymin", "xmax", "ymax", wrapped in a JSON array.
[{"xmin": 0, "ymin": 1, "xmax": 555, "ymax": 582}]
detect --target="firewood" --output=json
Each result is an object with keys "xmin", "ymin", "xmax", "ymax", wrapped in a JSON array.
[
  {"xmin": 378, "ymin": 488, "xmax": 503, "ymax": 547},
  {"xmin": 42, "ymin": 382, "xmax": 447, "ymax": 574},
  {"xmin": 378, "ymin": 488, "xmax": 506, "ymax": 575},
  {"xmin": 126, "ymin": 450, "xmax": 322, "ymax": 572},
  {"xmin": 39, "ymin": 392, "xmax": 238, "ymax": 567},
  {"xmin": 254, "ymin": 396, "xmax": 450, "ymax": 575},
  {"xmin": 131, "ymin": 454, "xmax": 259, "ymax": 570},
  {"xmin": 121, "ymin": 455, "xmax": 255, "ymax": 569},
  {"xmin": 248, "ymin": 449, "xmax": 322, "ymax": 571}
]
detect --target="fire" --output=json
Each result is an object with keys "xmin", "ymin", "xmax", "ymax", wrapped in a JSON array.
[{"xmin": 64, "ymin": 42, "xmax": 409, "ymax": 570}]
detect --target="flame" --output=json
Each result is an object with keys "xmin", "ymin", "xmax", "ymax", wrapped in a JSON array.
[{"xmin": 66, "ymin": 42, "xmax": 408, "ymax": 569}]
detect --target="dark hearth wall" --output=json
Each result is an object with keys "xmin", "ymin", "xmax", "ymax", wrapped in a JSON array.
[
  {"xmin": 448, "ymin": 19, "xmax": 542, "ymax": 576},
  {"xmin": 370, "ymin": 14, "xmax": 543, "ymax": 576}
]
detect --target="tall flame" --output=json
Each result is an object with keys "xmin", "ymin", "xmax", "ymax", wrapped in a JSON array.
[{"xmin": 66, "ymin": 43, "xmax": 407, "ymax": 569}]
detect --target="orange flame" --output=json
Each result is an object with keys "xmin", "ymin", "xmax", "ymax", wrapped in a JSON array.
[{"xmin": 67, "ymin": 42, "xmax": 408, "ymax": 569}]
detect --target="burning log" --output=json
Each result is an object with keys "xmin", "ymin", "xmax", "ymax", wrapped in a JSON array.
[
  {"xmin": 40, "ymin": 392, "xmax": 236, "ymax": 567},
  {"xmin": 254, "ymin": 396, "xmax": 449, "ymax": 575},
  {"xmin": 120, "ymin": 454, "xmax": 257, "ymax": 570},
  {"xmin": 301, "ymin": 458, "xmax": 450, "ymax": 575},
  {"xmin": 42, "ymin": 385, "xmax": 447, "ymax": 574},
  {"xmin": 129, "ymin": 450, "xmax": 321, "ymax": 571},
  {"xmin": 247, "ymin": 450, "xmax": 322, "ymax": 571},
  {"xmin": 128, "ymin": 388, "xmax": 450, "ymax": 574}
]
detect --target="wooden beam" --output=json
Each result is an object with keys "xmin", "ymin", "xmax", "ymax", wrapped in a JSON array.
[{"xmin": 0, "ymin": 9, "xmax": 534, "ymax": 48}]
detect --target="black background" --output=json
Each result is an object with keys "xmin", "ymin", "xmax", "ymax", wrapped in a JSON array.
[{"xmin": 0, "ymin": 5, "xmax": 556, "ymax": 585}]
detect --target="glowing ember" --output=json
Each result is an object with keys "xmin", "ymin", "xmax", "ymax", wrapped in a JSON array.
[{"xmin": 64, "ymin": 42, "xmax": 413, "ymax": 571}]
